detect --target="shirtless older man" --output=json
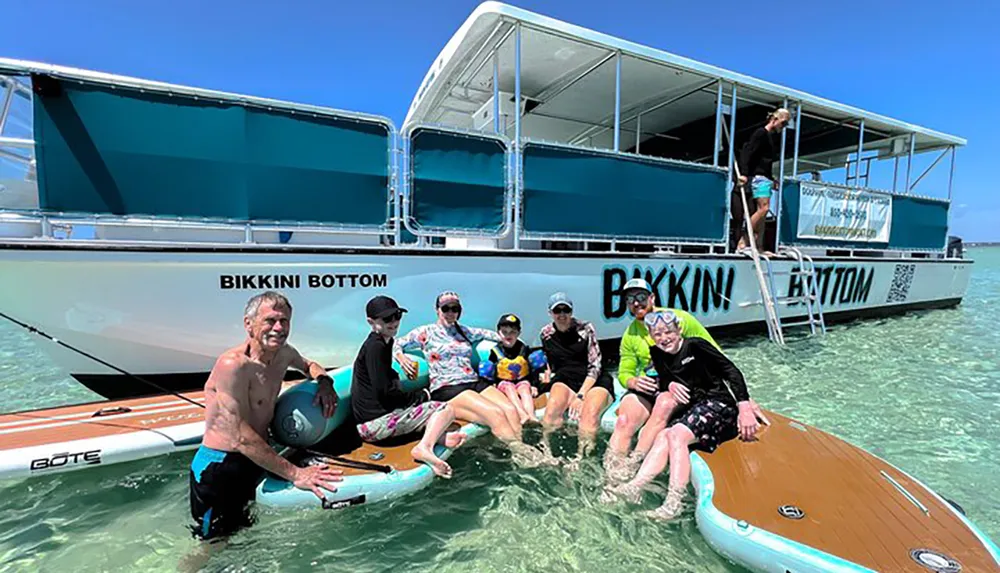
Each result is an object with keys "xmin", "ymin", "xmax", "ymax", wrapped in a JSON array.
[{"xmin": 189, "ymin": 291, "xmax": 343, "ymax": 540}]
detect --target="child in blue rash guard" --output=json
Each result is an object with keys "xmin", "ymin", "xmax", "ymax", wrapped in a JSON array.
[{"xmin": 478, "ymin": 314, "xmax": 540, "ymax": 425}]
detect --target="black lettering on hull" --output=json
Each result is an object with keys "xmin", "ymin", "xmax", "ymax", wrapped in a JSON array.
[
  {"xmin": 220, "ymin": 274, "xmax": 387, "ymax": 290},
  {"xmin": 603, "ymin": 264, "xmax": 737, "ymax": 319},
  {"xmin": 787, "ymin": 265, "xmax": 875, "ymax": 307}
]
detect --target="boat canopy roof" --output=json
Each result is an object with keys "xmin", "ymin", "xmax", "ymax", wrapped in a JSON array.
[
  {"xmin": 0, "ymin": 58, "xmax": 392, "ymax": 127},
  {"xmin": 404, "ymin": 2, "xmax": 964, "ymax": 168}
]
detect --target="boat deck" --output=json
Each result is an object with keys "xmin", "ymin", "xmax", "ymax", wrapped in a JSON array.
[{"xmin": 701, "ymin": 411, "xmax": 997, "ymax": 572}]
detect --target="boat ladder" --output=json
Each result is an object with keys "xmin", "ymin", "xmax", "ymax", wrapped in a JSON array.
[
  {"xmin": 773, "ymin": 247, "xmax": 827, "ymax": 337},
  {"xmin": 733, "ymin": 178, "xmax": 785, "ymax": 345},
  {"xmin": 740, "ymin": 248, "xmax": 827, "ymax": 343}
]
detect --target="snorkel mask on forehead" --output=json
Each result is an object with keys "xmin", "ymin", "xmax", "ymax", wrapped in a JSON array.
[{"xmin": 643, "ymin": 310, "xmax": 679, "ymax": 331}]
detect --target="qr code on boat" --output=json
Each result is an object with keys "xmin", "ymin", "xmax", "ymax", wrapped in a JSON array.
[{"xmin": 886, "ymin": 264, "xmax": 916, "ymax": 303}]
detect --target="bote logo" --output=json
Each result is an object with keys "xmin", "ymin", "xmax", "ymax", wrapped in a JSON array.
[{"xmin": 30, "ymin": 450, "xmax": 102, "ymax": 471}]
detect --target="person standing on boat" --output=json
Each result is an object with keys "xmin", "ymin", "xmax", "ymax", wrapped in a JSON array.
[
  {"xmin": 351, "ymin": 295, "xmax": 467, "ymax": 478},
  {"xmin": 393, "ymin": 291, "xmax": 546, "ymax": 466},
  {"xmin": 604, "ymin": 310, "xmax": 760, "ymax": 520},
  {"xmin": 604, "ymin": 278, "xmax": 720, "ymax": 482},
  {"xmin": 736, "ymin": 107, "xmax": 792, "ymax": 251},
  {"xmin": 190, "ymin": 291, "xmax": 342, "ymax": 541},
  {"xmin": 537, "ymin": 292, "xmax": 615, "ymax": 464}
]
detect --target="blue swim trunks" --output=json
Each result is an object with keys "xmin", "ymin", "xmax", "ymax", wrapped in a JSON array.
[
  {"xmin": 751, "ymin": 176, "xmax": 774, "ymax": 199},
  {"xmin": 189, "ymin": 446, "xmax": 265, "ymax": 540}
]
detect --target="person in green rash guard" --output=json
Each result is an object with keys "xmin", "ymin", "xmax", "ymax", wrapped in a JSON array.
[{"xmin": 604, "ymin": 278, "xmax": 767, "ymax": 483}]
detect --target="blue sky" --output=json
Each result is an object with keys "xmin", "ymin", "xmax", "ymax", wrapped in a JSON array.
[{"xmin": 3, "ymin": 0, "xmax": 997, "ymax": 240}]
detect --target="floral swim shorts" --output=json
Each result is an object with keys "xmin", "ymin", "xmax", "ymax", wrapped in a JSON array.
[{"xmin": 356, "ymin": 401, "xmax": 448, "ymax": 442}]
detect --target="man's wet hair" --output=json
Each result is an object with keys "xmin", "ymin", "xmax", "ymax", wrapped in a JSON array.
[{"xmin": 244, "ymin": 291, "xmax": 292, "ymax": 321}]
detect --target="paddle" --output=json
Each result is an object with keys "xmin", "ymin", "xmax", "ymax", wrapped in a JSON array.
[{"xmin": 302, "ymin": 448, "xmax": 393, "ymax": 474}]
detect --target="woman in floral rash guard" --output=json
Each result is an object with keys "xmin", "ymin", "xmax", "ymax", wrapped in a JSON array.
[{"xmin": 393, "ymin": 291, "xmax": 547, "ymax": 466}]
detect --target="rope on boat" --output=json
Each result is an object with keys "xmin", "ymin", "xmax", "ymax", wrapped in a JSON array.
[{"xmin": 0, "ymin": 309, "xmax": 206, "ymax": 409}]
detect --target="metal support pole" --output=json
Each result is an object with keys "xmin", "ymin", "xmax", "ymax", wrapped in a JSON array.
[
  {"xmin": 905, "ymin": 133, "xmax": 915, "ymax": 194},
  {"xmin": 726, "ymin": 85, "xmax": 737, "ymax": 175},
  {"xmin": 775, "ymin": 97, "xmax": 788, "ymax": 252},
  {"xmin": 892, "ymin": 156, "xmax": 899, "ymax": 193},
  {"xmin": 910, "ymin": 147, "xmax": 950, "ymax": 192},
  {"xmin": 713, "ymin": 81, "xmax": 723, "ymax": 167},
  {"xmin": 635, "ymin": 111, "xmax": 642, "ymax": 154},
  {"xmin": 792, "ymin": 101, "xmax": 801, "ymax": 178},
  {"xmin": 855, "ymin": 119, "xmax": 864, "ymax": 189},
  {"xmin": 513, "ymin": 22, "xmax": 522, "ymax": 250},
  {"xmin": 947, "ymin": 146, "xmax": 956, "ymax": 200},
  {"xmin": 493, "ymin": 49, "xmax": 500, "ymax": 134},
  {"xmin": 778, "ymin": 97, "xmax": 788, "ymax": 195},
  {"xmin": 613, "ymin": 51, "xmax": 621, "ymax": 152},
  {"xmin": 0, "ymin": 81, "xmax": 14, "ymax": 136}
]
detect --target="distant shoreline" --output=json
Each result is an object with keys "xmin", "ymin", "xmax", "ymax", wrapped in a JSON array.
[{"xmin": 967, "ymin": 242, "xmax": 1000, "ymax": 247}]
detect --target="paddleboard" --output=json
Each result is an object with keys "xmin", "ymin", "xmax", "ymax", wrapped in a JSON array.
[{"xmin": 0, "ymin": 393, "xmax": 206, "ymax": 480}]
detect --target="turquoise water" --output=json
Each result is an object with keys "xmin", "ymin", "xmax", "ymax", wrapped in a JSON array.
[{"xmin": 1, "ymin": 248, "xmax": 998, "ymax": 572}]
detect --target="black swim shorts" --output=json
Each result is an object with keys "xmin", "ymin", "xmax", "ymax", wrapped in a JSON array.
[
  {"xmin": 189, "ymin": 446, "xmax": 265, "ymax": 540},
  {"xmin": 668, "ymin": 399, "xmax": 738, "ymax": 453},
  {"xmin": 548, "ymin": 370, "xmax": 615, "ymax": 396},
  {"xmin": 430, "ymin": 379, "xmax": 493, "ymax": 402}
]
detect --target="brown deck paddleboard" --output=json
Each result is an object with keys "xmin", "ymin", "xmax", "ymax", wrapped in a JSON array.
[{"xmin": 696, "ymin": 410, "xmax": 999, "ymax": 572}]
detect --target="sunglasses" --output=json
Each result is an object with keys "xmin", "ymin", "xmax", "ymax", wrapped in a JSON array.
[
  {"xmin": 439, "ymin": 304, "xmax": 462, "ymax": 313},
  {"xmin": 382, "ymin": 310, "xmax": 404, "ymax": 323},
  {"xmin": 551, "ymin": 305, "xmax": 572, "ymax": 315},
  {"xmin": 626, "ymin": 292, "xmax": 650, "ymax": 305}
]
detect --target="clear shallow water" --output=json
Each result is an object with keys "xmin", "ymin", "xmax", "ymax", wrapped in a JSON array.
[{"xmin": 1, "ymin": 248, "xmax": 998, "ymax": 572}]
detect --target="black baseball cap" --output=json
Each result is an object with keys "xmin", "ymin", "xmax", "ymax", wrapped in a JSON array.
[
  {"xmin": 497, "ymin": 313, "xmax": 522, "ymax": 330},
  {"xmin": 366, "ymin": 295, "xmax": 407, "ymax": 319}
]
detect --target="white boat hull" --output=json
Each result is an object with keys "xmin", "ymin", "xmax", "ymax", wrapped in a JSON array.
[{"xmin": 0, "ymin": 245, "xmax": 971, "ymax": 397}]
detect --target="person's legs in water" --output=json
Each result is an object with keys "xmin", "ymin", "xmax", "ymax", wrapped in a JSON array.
[
  {"xmin": 445, "ymin": 389, "xmax": 545, "ymax": 466},
  {"xmin": 641, "ymin": 424, "xmax": 697, "ymax": 520},
  {"xmin": 541, "ymin": 381, "xmax": 574, "ymax": 458},
  {"xmin": 630, "ymin": 392, "xmax": 679, "ymax": 465},
  {"xmin": 602, "ymin": 427, "xmax": 671, "ymax": 504},
  {"xmin": 480, "ymin": 384, "xmax": 524, "ymax": 436},
  {"xmin": 604, "ymin": 393, "xmax": 652, "ymax": 482},
  {"xmin": 566, "ymin": 386, "xmax": 612, "ymax": 469},
  {"xmin": 515, "ymin": 381, "xmax": 537, "ymax": 423}
]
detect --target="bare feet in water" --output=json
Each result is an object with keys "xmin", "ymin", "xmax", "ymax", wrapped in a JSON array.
[
  {"xmin": 509, "ymin": 441, "xmax": 558, "ymax": 468},
  {"xmin": 411, "ymin": 444, "xmax": 453, "ymax": 478},
  {"xmin": 641, "ymin": 488, "xmax": 685, "ymax": 521},
  {"xmin": 603, "ymin": 453, "xmax": 640, "ymax": 485}
]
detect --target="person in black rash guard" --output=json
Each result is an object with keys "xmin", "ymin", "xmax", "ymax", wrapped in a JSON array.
[
  {"xmin": 736, "ymin": 107, "xmax": 791, "ymax": 251},
  {"xmin": 603, "ymin": 310, "xmax": 767, "ymax": 520},
  {"xmin": 538, "ymin": 292, "xmax": 615, "ymax": 463},
  {"xmin": 351, "ymin": 295, "xmax": 467, "ymax": 478}
]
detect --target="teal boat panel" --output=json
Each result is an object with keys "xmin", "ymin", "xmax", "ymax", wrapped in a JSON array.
[
  {"xmin": 32, "ymin": 78, "xmax": 390, "ymax": 226},
  {"xmin": 408, "ymin": 126, "xmax": 507, "ymax": 233},
  {"xmin": 521, "ymin": 142, "xmax": 728, "ymax": 242}
]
